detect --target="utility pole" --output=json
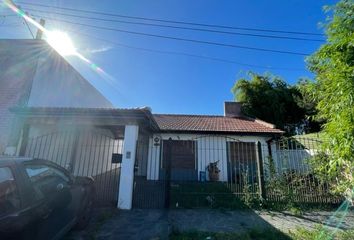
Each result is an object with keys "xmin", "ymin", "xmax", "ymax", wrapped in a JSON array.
[{"xmin": 35, "ymin": 18, "xmax": 45, "ymax": 39}]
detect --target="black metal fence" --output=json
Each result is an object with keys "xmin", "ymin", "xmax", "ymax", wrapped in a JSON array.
[
  {"xmin": 142, "ymin": 135, "xmax": 340, "ymax": 209},
  {"xmin": 21, "ymin": 130, "xmax": 340, "ymax": 209},
  {"xmin": 23, "ymin": 129, "xmax": 123, "ymax": 207}
]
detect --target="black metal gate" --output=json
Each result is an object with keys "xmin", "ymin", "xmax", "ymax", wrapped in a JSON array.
[
  {"xmin": 132, "ymin": 137, "xmax": 170, "ymax": 209},
  {"xmin": 22, "ymin": 129, "xmax": 123, "ymax": 206}
]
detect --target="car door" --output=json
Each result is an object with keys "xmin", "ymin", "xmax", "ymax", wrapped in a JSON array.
[
  {"xmin": 0, "ymin": 166, "xmax": 22, "ymax": 238},
  {"xmin": 24, "ymin": 163, "xmax": 78, "ymax": 240}
]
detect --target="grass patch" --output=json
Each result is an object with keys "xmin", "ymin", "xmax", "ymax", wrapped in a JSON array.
[
  {"xmin": 170, "ymin": 228, "xmax": 291, "ymax": 240},
  {"xmin": 289, "ymin": 226, "xmax": 354, "ymax": 240},
  {"xmin": 170, "ymin": 182, "xmax": 250, "ymax": 209},
  {"xmin": 170, "ymin": 227, "xmax": 354, "ymax": 240},
  {"xmin": 170, "ymin": 182, "xmax": 339, "ymax": 212}
]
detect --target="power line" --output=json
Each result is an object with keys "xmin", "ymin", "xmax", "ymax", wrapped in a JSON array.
[
  {"xmin": 66, "ymin": 29, "xmax": 305, "ymax": 72},
  {"xmin": 23, "ymin": 18, "xmax": 34, "ymax": 38},
  {"xmin": 0, "ymin": 23, "xmax": 22, "ymax": 27},
  {"xmin": 17, "ymin": 1, "xmax": 325, "ymax": 37},
  {"xmin": 22, "ymin": 7, "xmax": 324, "ymax": 42},
  {"xmin": 29, "ymin": 14, "xmax": 310, "ymax": 56}
]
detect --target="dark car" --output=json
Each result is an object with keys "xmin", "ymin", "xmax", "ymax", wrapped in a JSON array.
[{"xmin": 0, "ymin": 157, "xmax": 95, "ymax": 240}]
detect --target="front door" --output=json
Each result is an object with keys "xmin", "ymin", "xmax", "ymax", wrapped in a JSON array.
[{"xmin": 162, "ymin": 140, "xmax": 197, "ymax": 181}]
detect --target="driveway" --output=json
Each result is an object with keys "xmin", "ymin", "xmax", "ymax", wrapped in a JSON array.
[{"xmin": 65, "ymin": 208, "xmax": 354, "ymax": 240}]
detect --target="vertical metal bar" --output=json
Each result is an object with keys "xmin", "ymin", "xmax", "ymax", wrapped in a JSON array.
[
  {"xmin": 245, "ymin": 142, "xmax": 251, "ymax": 193},
  {"xmin": 240, "ymin": 141, "xmax": 244, "ymax": 194},
  {"xmin": 106, "ymin": 137, "xmax": 115, "ymax": 205},
  {"xmin": 50, "ymin": 133, "xmax": 58, "ymax": 164},
  {"xmin": 45, "ymin": 132, "xmax": 53, "ymax": 161},
  {"xmin": 26, "ymin": 137, "xmax": 34, "ymax": 157},
  {"xmin": 235, "ymin": 141, "xmax": 239, "ymax": 193},
  {"xmin": 68, "ymin": 130, "xmax": 80, "ymax": 174},
  {"xmin": 164, "ymin": 138, "xmax": 172, "ymax": 208},
  {"xmin": 95, "ymin": 134, "xmax": 104, "ymax": 177},
  {"xmin": 249, "ymin": 143, "xmax": 254, "ymax": 193},
  {"xmin": 95, "ymin": 132, "xmax": 103, "ymax": 203},
  {"xmin": 256, "ymin": 142, "xmax": 266, "ymax": 200},
  {"xmin": 85, "ymin": 131, "xmax": 93, "ymax": 176},
  {"xmin": 36, "ymin": 135, "xmax": 44, "ymax": 158},
  {"xmin": 89, "ymin": 132, "xmax": 97, "ymax": 177},
  {"xmin": 101, "ymin": 135, "xmax": 109, "ymax": 203},
  {"xmin": 32, "ymin": 136, "xmax": 39, "ymax": 159},
  {"xmin": 77, "ymin": 131, "xmax": 86, "ymax": 177},
  {"xmin": 148, "ymin": 138, "xmax": 153, "ymax": 180},
  {"xmin": 57, "ymin": 132, "xmax": 67, "ymax": 167},
  {"xmin": 226, "ymin": 139, "xmax": 232, "ymax": 191},
  {"xmin": 19, "ymin": 124, "xmax": 30, "ymax": 156},
  {"xmin": 41, "ymin": 134, "xmax": 49, "ymax": 160},
  {"xmin": 64, "ymin": 131, "xmax": 72, "ymax": 169}
]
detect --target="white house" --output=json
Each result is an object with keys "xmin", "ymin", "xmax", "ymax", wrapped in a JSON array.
[
  {"xmin": 2, "ymin": 40, "xmax": 289, "ymax": 210},
  {"xmin": 145, "ymin": 102, "xmax": 284, "ymax": 183}
]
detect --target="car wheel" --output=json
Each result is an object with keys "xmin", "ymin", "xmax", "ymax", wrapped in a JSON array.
[{"xmin": 75, "ymin": 197, "xmax": 93, "ymax": 230}]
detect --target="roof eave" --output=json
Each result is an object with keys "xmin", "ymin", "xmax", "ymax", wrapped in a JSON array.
[
  {"xmin": 10, "ymin": 107, "xmax": 160, "ymax": 131},
  {"xmin": 157, "ymin": 129, "xmax": 284, "ymax": 136}
]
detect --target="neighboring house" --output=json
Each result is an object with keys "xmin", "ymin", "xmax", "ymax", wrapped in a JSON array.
[
  {"xmin": 0, "ymin": 39, "xmax": 112, "ymax": 154},
  {"xmin": 271, "ymin": 133, "xmax": 323, "ymax": 174}
]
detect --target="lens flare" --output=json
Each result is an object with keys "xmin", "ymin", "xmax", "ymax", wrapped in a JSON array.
[
  {"xmin": 3, "ymin": 0, "xmax": 106, "ymax": 75},
  {"xmin": 316, "ymin": 197, "xmax": 352, "ymax": 239},
  {"xmin": 46, "ymin": 30, "xmax": 76, "ymax": 56}
]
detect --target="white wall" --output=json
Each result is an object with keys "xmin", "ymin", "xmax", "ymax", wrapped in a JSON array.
[
  {"xmin": 271, "ymin": 148, "xmax": 312, "ymax": 174},
  {"xmin": 197, "ymin": 136, "xmax": 228, "ymax": 181},
  {"xmin": 118, "ymin": 125, "xmax": 139, "ymax": 209},
  {"xmin": 147, "ymin": 133, "xmax": 270, "ymax": 182}
]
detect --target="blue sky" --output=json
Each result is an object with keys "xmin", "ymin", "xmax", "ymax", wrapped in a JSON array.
[{"xmin": 0, "ymin": 0, "xmax": 336, "ymax": 114}]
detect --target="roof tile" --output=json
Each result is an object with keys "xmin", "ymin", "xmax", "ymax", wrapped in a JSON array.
[{"xmin": 153, "ymin": 114, "xmax": 283, "ymax": 134}]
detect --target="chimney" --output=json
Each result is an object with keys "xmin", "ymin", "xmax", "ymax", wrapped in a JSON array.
[{"xmin": 224, "ymin": 102, "xmax": 243, "ymax": 118}]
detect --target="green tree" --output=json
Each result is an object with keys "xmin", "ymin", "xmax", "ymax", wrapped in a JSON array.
[
  {"xmin": 231, "ymin": 72, "xmax": 305, "ymax": 130},
  {"xmin": 294, "ymin": 78, "xmax": 322, "ymax": 132},
  {"xmin": 307, "ymin": 0, "xmax": 354, "ymax": 195}
]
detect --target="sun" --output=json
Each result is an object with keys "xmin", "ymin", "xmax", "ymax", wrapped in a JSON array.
[{"xmin": 45, "ymin": 30, "xmax": 77, "ymax": 56}]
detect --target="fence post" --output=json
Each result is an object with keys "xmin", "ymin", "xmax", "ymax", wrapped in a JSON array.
[
  {"xmin": 19, "ymin": 124, "xmax": 30, "ymax": 156},
  {"xmin": 256, "ymin": 141, "xmax": 266, "ymax": 200},
  {"xmin": 69, "ymin": 130, "xmax": 80, "ymax": 174},
  {"xmin": 164, "ymin": 138, "xmax": 172, "ymax": 208}
]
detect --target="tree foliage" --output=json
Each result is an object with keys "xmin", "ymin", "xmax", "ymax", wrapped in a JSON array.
[
  {"xmin": 307, "ymin": 0, "xmax": 354, "ymax": 194},
  {"xmin": 294, "ymin": 78, "xmax": 323, "ymax": 132},
  {"xmin": 231, "ymin": 72, "xmax": 305, "ymax": 130}
]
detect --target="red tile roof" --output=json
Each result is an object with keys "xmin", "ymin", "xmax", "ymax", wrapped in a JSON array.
[{"xmin": 153, "ymin": 114, "xmax": 284, "ymax": 134}]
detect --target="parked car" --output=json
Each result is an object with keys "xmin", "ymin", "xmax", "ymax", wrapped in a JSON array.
[{"xmin": 0, "ymin": 157, "xmax": 95, "ymax": 240}]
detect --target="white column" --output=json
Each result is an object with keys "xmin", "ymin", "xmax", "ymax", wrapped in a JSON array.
[{"xmin": 117, "ymin": 125, "xmax": 139, "ymax": 209}]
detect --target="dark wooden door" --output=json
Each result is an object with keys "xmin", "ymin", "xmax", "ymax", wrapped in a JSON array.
[{"xmin": 162, "ymin": 140, "xmax": 197, "ymax": 181}]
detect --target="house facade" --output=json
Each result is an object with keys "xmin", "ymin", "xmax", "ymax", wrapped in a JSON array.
[
  {"xmin": 2, "ymin": 40, "xmax": 289, "ymax": 210},
  {"xmin": 146, "ymin": 106, "xmax": 283, "ymax": 183}
]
